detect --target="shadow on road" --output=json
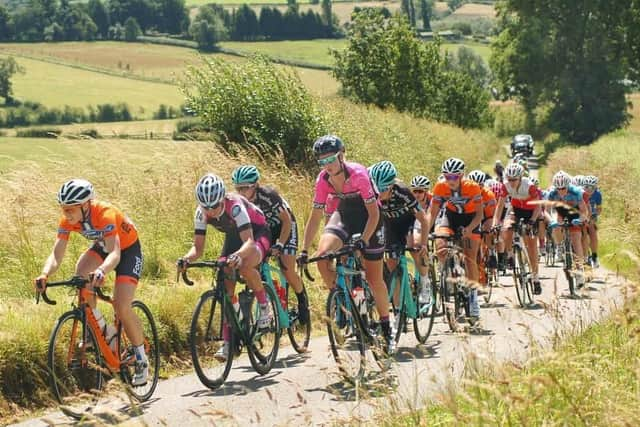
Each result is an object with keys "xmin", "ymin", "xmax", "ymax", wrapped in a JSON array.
[
  {"xmin": 394, "ymin": 341, "xmax": 440, "ymax": 364},
  {"xmin": 181, "ymin": 371, "xmax": 282, "ymax": 398}
]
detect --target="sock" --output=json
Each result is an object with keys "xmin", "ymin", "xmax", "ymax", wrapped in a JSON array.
[
  {"xmin": 134, "ymin": 344, "xmax": 147, "ymax": 362},
  {"xmin": 532, "ymin": 272, "xmax": 539, "ymax": 281},
  {"xmin": 255, "ymin": 289, "xmax": 268, "ymax": 305},
  {"xmin": 592, "ymin": 253, "xmax": 598, "ymax": 260},
  {"xmin": 296, "ymin": 290, "xmax": 307, "ymax": 305}
]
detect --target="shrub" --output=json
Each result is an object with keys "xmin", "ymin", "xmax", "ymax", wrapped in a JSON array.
[
  {"xmin": 15, "ymin": 128, "xmax": 62, "ymax": 138},
  {"xmin": 181, "ymin": 56, "xmax": 328, "ymax": 164}
]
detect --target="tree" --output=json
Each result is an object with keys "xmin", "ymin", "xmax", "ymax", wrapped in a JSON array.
[
  {"xmin": 124, "ymin": 16, "xmax": 141, "ymax": 41},
  {"xmin": 419, "ymin": 0, "xmax": 432, "ymax": 31},
  {"xmin": 87, "ymin": 0, "xmax": 110, "ymax": 38},
  {"xmin": 158, "ymin": 0, "xmax": 189, "ymax": 34},
  {"xmin": 232, "ymin": 4, "xmax": 259, "ymax": 40},
  {"xmin": 0, "ymin": 5, "xmax": 13, "ymax": 41},
  {"xmin": 448, "ymin": 46, "xmax": 489, "ymax": 88},
  {"xmin": 447, "ymin": 0, "xmax": 463, "ymax": 11},
  {"xmin": 491, "ymin": 0, "xmax": 637, "ymax": 143},
  {"xmin": 189, "ymin": 7, "xmax": 227, "ymax": 50},
  {"xmin": 0, "ymin": 57, "xmax": 26, "ymax": 104},
  {"xmin": 44, "ymin": 22, "xmax": 64, "ymax": 41},
  {"xmin": 321, "ymin": 0, "xmax": 332, "ymax": 26}
]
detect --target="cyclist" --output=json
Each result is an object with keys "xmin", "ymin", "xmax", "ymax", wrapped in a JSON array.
[
  {"xmin": 410, "ymin": 175, "xmax": 433, "ymax": 241},
  {"xmin": 34, "ymin": 179, "xmax": 148, "ymax": 386},
  {"xmin": 368, "ymin": 161, "xmax": 431, "ymax": 307},
  {"xmin": 299, "ymin": 135, "xmax": 393, "ymax": 353},
  {"xmin": 425, "ymin": 158, "xmax": 483, "ymax": 322},
  {"xmin": 468, "ymin": 171, "xmax": 498, "ymax": 269},
  {"xmin": 494, "ymin": 160, "xmax": 504, "ymax": 183},
  {"xmin": 231, "ymin": 165, "xmax": 309, "ymax": 324},
  {"xmin": 582, "ymin": 175, "xmax": 602, "ymax": 268},
  {"xmin": 178, "ymin": 173, "xmax": 273, "ymax": 361},
  {"xmin": 530, "ymin": 177, "xmax": 548, "ymax": 257},
  {"xmin": 492, "ymin": 163, "xmax": 543, "ymax": 295},
  {"xmin": 546, "ymin": 171, "xmax": 589, "ymax": 288}
]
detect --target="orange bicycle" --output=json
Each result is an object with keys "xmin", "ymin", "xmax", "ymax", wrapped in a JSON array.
[{"xmin": 37, "ymin": 276, "xmax": 159, "ymax": 403}]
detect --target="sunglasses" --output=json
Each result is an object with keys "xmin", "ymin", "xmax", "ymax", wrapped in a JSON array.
[
  {"xmin": 201, "ymin": 202, "xmax": 221, "ymax": 211},
  {"xmin": 317, "ymin": 153, "xmax": 339, "ymax": 166},
  {"xmin": 557, "ymin": 187, "xmax": 567, "ymax": 191},
  {"xmin": 584, "ymin": 185, "xmax": 595, "ymax": 191},
  {"xmin": 412, "ymin": 189, "xmax": 426, "ymax": 194},
  {"xmin": 235, "ymin": 185, "xmax": 255, "ymax": 192},
  {"xmin": 444, "ymin": 173, "xmax": 462, "ymax": 181},
  {"xmin": 507, "ymin": 178, "xmax": 519, "ymax": 182}
]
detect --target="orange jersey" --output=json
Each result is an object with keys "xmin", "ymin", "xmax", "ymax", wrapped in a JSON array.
[
  {"xmin": 481, "ymin": 187, "xmax": 497, "ymax": 219},
  {"xmin": 57, "ymin": 200, "xmax": 138, "ymax": 250},
  {"xmin": 432, "ymin": 179, "xmax": 482, "ymax": 214}
]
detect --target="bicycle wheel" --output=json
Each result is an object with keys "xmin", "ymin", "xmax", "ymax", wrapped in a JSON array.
[
  {"xmin": 413, "ymin": 276, "xmax": 436, "ymax": 344},
  {"xmin": 564, "ymin": 240, "xmax": 577, "ymax": 296},
  {"xmin": 512, "ymin": 246, "xmax": 528, "ymax": 307},
  {"xmin": 247, "ymin": 285, "xmax": 281, "ymax": 375},
  {"xmin": 117, "ymin": 301, "xmax": 159, "ymax": 401},
  {"xmin": 545, "ymin": 239, "xmax": 555, "ymax": 267},
  {"xmin": 441, "ymin": 261, "xmax": 461, "ymax": 332},
  {"xmin": 48, "ymin": 310, "xmax": 104, "ymax": 403},
  {"xmin": 429, "ymin": 258, "xmax": 442, "ymax": 315},
  {"xmin": 326, "ymin": 288, "xmax": 366, "ymax": 382},
  {"xmin": 484, "ymin": 261, "xmax": 497, "ymax": 304},
  {"xmin": 190, "ymin": 290, "xmax": 233, "ymax": 390},
  {"xmin": 286, "ymin": 287, "xmax": 311, "ymax": 354}
]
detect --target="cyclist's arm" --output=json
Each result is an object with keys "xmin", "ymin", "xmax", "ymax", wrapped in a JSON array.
[
  {"xmin": 578, "ymin": 199, "xmax": 589, "ymax": 223},
  {"xmin": 362, "ymin": 201, "xmax": 379, "ymax": 244},
  {"xmin": 531, "ymin": 195, "xmax": 542, "ymax": 222},
  {"xmin": 234, "ymin": 227, "xmax": 258, "ymax": 260},
  {"xmin": 183, "ymin": 234, "xmax": 205, "ymax": 262},
  {"xmin": 277, "ymin": 208, "xmax": 292, "ymax": 247},
  {"xmin": 425, "ymin": 201, "xmax": 440, "ymax": 233},
  {"xmin": 467, "ymin": 200, "xmax": 483, "ymax": 232},
  {"xmin": 40, "ymin": 237, "xmax": 68, "ymax": 277},
  {"xmin": 414, "ymin": 209, "xmax": 429, "ymax": 246},
  {"xmin": 302, "ymin": 207, "xmax": 324, "ymax": 252},
  {"xmin": 492, "ymin": 197, "xmax": 505, "ymax": 227},
  {"xmin": 97, "ymin": 234, "xmax": 122, "ymax": 275}
]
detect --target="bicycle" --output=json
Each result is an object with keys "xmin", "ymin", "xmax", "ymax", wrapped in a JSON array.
[
  {"xmin": 551, "ymin": 217, "xmax": 584, "ymax": 297},
  {"xmin": 431, "ymin": 229, "xmax": 476, "ymax": 332},
  {"xmin": 180, "ymin": 260, "xmax": 281, "ymax": 390},
  {"xmin": 544, "ymin": 225, "xmax": 557, "ymax": 267},
  {"xmin": 261, "ymin": 254, "xmax": 311, "ymax": 353},
  {"xmin": 301, "ymin": 240, "xmax": 387, "ymax": 382},
  {"xmin": 385, "ymin": 246, "xmax": 437, "ymax": 346},
  {"xmin": 511, "ymin": 218, "xmax": 535, "ymax": 307},
  {"xmin": 478, "ymin": 227, "xmax": 500, "ymax": 304},
  {"xmin": 37, "ymin": 276, "xmax": 159, "ymax": 403}
]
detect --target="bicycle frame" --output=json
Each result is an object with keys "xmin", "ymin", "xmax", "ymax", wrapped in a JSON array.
[
  {"xmin": 261, "ymin": 261, "xmax": 290, "ymax": 329},
  {"xmin": 386, "ymin": 251, "xmax": 418, "ymax": 319}
]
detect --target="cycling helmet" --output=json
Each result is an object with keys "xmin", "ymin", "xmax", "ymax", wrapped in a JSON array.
[
  {"xmin": 552, "ymin": 171, "xmax": 571, "ymax": 188},
  {"xmin": 410, "ymin": 175, "xmax": 431, "ymax": 189},
  {"xmin": 467, "ymin": 170, "xmax": 487, "ymax": 185},
  {"xmin": 195, "ymin": 173, "xmax": 225, "ymax": 208},
  {"xmin": 57, "ymin": 179, "xmax": 94, "ymax": 206},
  {"xmin": 442, "ymin": 157, "xmax": 465, "ymax": 174},
  {"xmin": 504, "ymin": 163, "xmax": 524, "ymax": 178},
  {"xmin": 495, "ymin": 160, "xmax": 503, "ymax": 166},
  {"xmin": 531, "ymin": 177, "xmax": 540, "ymax": 186},
  {"xmin": 485, "ymin": 178, "xmax": 497, "ymax": 188},
  {"xmin": 369, "ymin": 160, "xmax": 397, "ymax": 192},
  {"xmin": 231, "ymin": 165, "xmax": 260, "ymax": 185},
  {"xmin": 584, "ymin": 175, "xmax": 598, "ymax": 187},
  {"xmin": 312, "ymin": 135, "xmax": 344, "ymax": 157},
  {"xmin": 571, "ymin": 174, "xmax": 584, "ymax": 186}
]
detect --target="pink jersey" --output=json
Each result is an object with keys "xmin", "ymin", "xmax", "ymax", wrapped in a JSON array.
[
  {"xmin": 312, "ymin": 162, "xmax": 377, "ymax": 212},
  {"xmin": 194, "ymin": 193, "xmax": 266, "ymax": 235}
]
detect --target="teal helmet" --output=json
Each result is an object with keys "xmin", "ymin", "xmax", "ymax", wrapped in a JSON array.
[
  {"xmin": 369, "ymin": 160, "xmax": 398, "ymax": 193},
  {"xmin": 231, "ymin": 165, "xmax": 260, "ymax": 185}
]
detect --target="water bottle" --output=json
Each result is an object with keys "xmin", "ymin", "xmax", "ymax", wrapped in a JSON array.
[
  {"xmin": 104, "ymin": 324, "xmax": 118, "ymax": 353},
  {"xmin": 352, "ymin": 286, "xmax": 366, "ymax": 315},
  {"xmin": 274, "ymin": 279, "xmax": 287, "ymax": 309}
]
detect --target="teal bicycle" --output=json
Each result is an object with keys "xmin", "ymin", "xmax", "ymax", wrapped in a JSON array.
[
  {"xmin": 301, "ymin": 241, "xmax": 387, "ymax": 382},
  {"xmin": 261, "ymin": 253, "xmax": 311, "ymax": 353},
  {"xmin": 385, "ymin": 246, "xmax": 437, "ymax": 346}
]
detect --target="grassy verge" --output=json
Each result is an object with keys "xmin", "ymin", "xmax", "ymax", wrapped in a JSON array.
[{"xmin": 0, "ymin": 96, "xmax": 504, "ymax": 422}]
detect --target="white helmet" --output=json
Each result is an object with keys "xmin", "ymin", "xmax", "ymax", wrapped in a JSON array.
[
  {"xmin": 410, "ymin": 175, "xmax": 431, "ymax": 189},
  {"xmin": 467, "ymin": 170, "xmax": 487, "ymax": 185},
  {"xmin": 484, "ymin": 178, "xmax": 497, "ymax": 188},
  {"xmin": 442, "ymin": 157, "xmax": 465, "ymax": 174},
  {"xmin": 57, "ymin": 179, "xmax": 94, "ymax": 206},
  {"xmin": 584, "ymin": 175, "xmax": 598, "ymax": 187},
  {"xmin": 531, "ymin": 177, "xmax": 540, "ymax": 186},
  {"xmin": 195, "ymin": 173, "xmax": 225, "ymax": 208},
  {"xmin": 504, "ymin": 163, "xmax": 524, "ymax": 178},
  {"xmin": 571, "ymin": 174, "xmax": 585, "ymax": 186},
  {"xmin": 552, "ymin": 171, "xmax": 571, "ymax": 188}
]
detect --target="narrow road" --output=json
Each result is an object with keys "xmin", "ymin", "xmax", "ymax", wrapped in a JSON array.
[{"xmin": 13, "ymin": 156, "xmax": 625, "ymax": 426}]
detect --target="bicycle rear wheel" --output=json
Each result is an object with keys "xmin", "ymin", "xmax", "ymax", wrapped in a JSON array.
[
  {"xmin": 286, "ymin": 287, "xmax": 311, "ymax": 354},
  {"xmin": 47, "ymin": 310, "xmax": 104, "ymax": 403},
  {"xmin": 118, "ymin": 301, "xmax": 160, "ymax": 401},
  {"xmin": 247, "ymin": 285, "xmax": 281, "ymax": 375},
  {"xmin": 326, "ymin": 288, "xmax": 366, "ymax": 382},
  {"xmin": 441, "ymin": 261, "xmax": 462, "ymax": 332},
  {"xmin": 190, "ymin": 290, "xmax": 233, "ymax": 390}
]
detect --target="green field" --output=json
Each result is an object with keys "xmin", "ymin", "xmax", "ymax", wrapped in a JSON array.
[
  {"xmin": 221, "ymin": 39, "xmax": 347, "ymax": 67},
  {"xmin": 442, "ymin": 41, "xmax": 491, "ymax": 61}
]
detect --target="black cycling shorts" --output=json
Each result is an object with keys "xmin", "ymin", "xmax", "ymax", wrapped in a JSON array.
[
  {"xmin": 270, "ymin": 221, "xmax": 298, "ymax": 256},
  {"xmin": 324, "ymin": 209, "xmax": 385, "ymax": 261},
  {"xmin": 385, "ymin": 216, "xmax": 415, "ymax": 258},
  {"xmin": 89, "ymin": 239, "xmax": 143, "ymax": 285}
]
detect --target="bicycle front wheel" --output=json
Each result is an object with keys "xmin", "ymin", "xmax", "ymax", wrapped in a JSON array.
[
  {"xmin": 286, "ymin": 287, "xmax": 311, "ymax": 354},
  {"xmin": 441, "ymin": 261, "xmax": 462, "ymax": 332},
  {"xmin": 513, "ymin": 247, "xmax": 528, "ymax": 307},
  {"xmin": 326, "ymin": 288, "xmax": 366, "ymax": 382},
  {"xmin": 118, "ymin": 301, "xmax": 160, "ymax": 401},
  {"xmin": 190, "ymin": 290, "xmax": 233, "ymax": 390},
  {"xmin": 247, "ymin": 285, "xmax": 281, "ymax": 375},
  {"xmin": 564, "ymin": 240, "xmax": 577, "ymax": 296},
  {"xmin": 545, "ymin": 239, "xmax": 555, "ymax": 267},
  {"xmin": 413, "ymin": 278, "xmax": 436, "ymax": 344},
  {"xmin": 48, "ymin": 310, "xmax": 104, "ymax": 403}
]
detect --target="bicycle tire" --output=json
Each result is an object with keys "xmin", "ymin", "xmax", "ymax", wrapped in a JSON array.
[
  {"xmin": 564, "ymin": 239, "xmax": 577, "ymax": 296},
  {"xmin": 286, "ymin": 287, "xmax": 311, "ymax": 354},
  {"xmin": 545, "ymin": 239, "xmax": 555, "ymax": 267},
  {"xmin": 441, "ymin": 259, "xmax": 461, "ymax": 332},
  {"xmin": 326, "ymin": 288, "xmax": 366, "ymax": 382},
  {"xmin": 118, "ymin": 301, "xmax": 160, "ymax": 401},
  {"xmin": 47, "ymin": 310, "xmax": 104, "ymax": 403},
  {"xmin": 190, "ymin": 290, "xmax": 233, "ymax": 390},
  {"xmin": 247, "ymin": 284, "xmax": 281, "ymax": 375},
  {"xmin": 413, "ymin": 276, "xmax": 436, "ymax": 344}
]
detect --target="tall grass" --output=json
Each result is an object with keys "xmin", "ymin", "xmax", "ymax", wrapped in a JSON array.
[{"xmin": 0, "ymin": 96, "xmax": 506, "ymax": 420}]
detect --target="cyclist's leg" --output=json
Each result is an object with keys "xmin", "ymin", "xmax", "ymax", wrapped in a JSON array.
[
  {"xmin": 112, "ymin": 241, "xmax": 145, "ymax": 347},
  {"xmin": 502, "ymin": 213, "xmax": 516, "ymax": 264},
  {"xmin": 588, "ymin": 221, "xmax": 599, "ymax": 265},
  {"xmin": 74, "ymin": 246, "xmax": 103, "ymax": 309},
  {"xmin": 318, "ymin": 212, "xmax": 348, "ymax": 289},
  {"xmin": 463, "ymin": 231, "xmax": 481, "ymax": 319}
]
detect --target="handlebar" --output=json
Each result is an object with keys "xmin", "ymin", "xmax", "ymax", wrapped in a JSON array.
[
  {"xmin": 35, "ymin": 275, "xmax": 111, "ymax": 306},
  {"xmin": 298, "ymin": 243, "xmax": 360, "ymax": 283},
  {"xmin": 178, "ymin": 260, "xmax": 229, "ymax": 286}
]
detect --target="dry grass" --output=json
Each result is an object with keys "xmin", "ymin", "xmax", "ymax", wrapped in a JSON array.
[{"xmin": 452, "ymin": 3, "xmax": 496, "ymax": 18}]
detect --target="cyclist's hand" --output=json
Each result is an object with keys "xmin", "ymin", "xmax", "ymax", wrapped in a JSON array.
[
  {"xmin": 271, "ymin": 242, "xmax": 284, "ymax": 257},
  {"xmin": 297, "ymin": 250, "xmax": 308, "ymax": 266},
  {"xmin": 176, "ymin": 257, "xmax": 189, "ymax": 273},
  {"xmin": 353, "ymin": 238, "xmax": 367, "ymax": 251},
  {"xmin": 418, "ymin": 244, "xmax": 428, "ymax": 257},
  {"xmin": 462, "ymin": 226, "xmax": 472, "ymax": 237},
  {"xmin": 34, "ymin": 274, "xmax": 47, "ymax": 293},
  {"xmin": 227, "ymin": 253, "xmax": 242, "ymax": 269},
  {"xmin": 91, "ymin": 268, "xmax": 106, "ymax": 287}
]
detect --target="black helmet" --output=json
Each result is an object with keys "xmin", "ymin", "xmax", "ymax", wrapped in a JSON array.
[{"xmin": 312, "ymin": 135, "xmax": 344, "ymax": 157}]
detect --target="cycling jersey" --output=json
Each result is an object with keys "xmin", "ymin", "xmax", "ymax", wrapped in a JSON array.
[
  {"xmin": 252, "ymin": 186, "xmax": 298, "ymax": 254},
  {"xmin": 588, "ymin": 190, "xmax": 602, "ymax": 217},
  {"xmin": 431, "ymin": 179, "xmax": 482, "ymax": 214},
  {"xmin": 546, "ymin": 185, "xmax": 584, "ymax": 211},
  {"xmin": 380, "ymin": 183, "xmax": 421, "ymax": 220},
  {"xmin": 57, "ymin": 200, "xmax": 138, "ymax": 250},
  {"xmin": 194, "ymin": 194, "xmax": 267, "ymax": 236},
  {"xmin": 500, "ymin": 178, "xmax": 538, "ymax": 210},
  {"xmin": 313, "ymin": 161, "xmax": 377, "ymax": 215}
]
